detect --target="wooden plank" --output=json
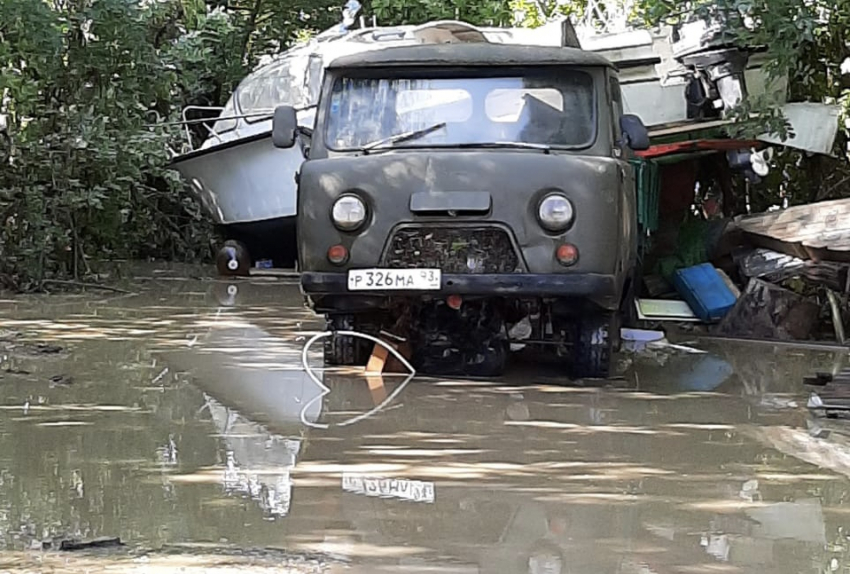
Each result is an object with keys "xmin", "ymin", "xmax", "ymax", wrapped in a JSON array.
[
  {"xmin": 736, "ymin": 198, "xmax": 850, "ymax": 261},
  {"xmin": 365, "ymin": 344, "xmax": 391, "ymax": 375},
  {"xmin": 647, "ymin": 118, "xmax": 732, "ymax": 138},
  {"xmin": 635, "ymin": 138, "xmax": 760, "ymax": 160},
  {"xmin": 364, "ymin": 340, "xmax": 412, "ymax": 375},
  {"xmin": 366, "ymin": 375, "xmax": 388, "ymax": 405},
  {"xmin": 800, "ymin": 261, "xmax": 850, "ymax": 292},
  {"xmin": 387, "ymin": 342, "xmax": 412, "ymax": 373}
]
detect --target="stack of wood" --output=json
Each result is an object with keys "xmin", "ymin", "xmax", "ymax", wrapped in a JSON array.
[
  {"xmin": 735, "ymin": 198, "xmax": 850, "ymax": 264},
  {"xmin": 716, "ymin": 198, "xmax": 850, "ymax": 343},
  {"xmin": 732, "ymin": 198, "xmax": 850, "ymax": 296}
]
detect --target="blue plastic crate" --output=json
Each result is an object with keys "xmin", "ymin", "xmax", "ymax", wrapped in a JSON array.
[{"xmin": 672, "ymin": 263, "xmax": 737, "ymax": 322}]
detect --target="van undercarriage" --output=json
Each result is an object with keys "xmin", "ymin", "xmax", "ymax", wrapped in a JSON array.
[{"xmin": 316, "ymin": 295, "xmax": 624, "ymax": 379}]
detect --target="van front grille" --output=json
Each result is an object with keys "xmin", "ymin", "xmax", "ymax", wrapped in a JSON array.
[{"xmin": 381, "ymin": 226, "xmax": 522, "ymax": 274}]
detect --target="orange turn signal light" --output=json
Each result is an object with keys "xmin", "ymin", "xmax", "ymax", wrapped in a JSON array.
[
  {"xmin": 327, "ymin": 244, "xmax": 349, "ymax": 265},
  {"xmin": 556, "ymin": 243, "xmax": 579, "ymax": 266}
]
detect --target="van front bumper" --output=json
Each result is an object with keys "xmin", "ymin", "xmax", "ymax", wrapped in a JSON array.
[{"xmin": 301, "ymin": 272, "xmax": 619, "ymax": 309}]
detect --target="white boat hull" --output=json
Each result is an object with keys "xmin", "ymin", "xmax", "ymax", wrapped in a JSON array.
[{"xmin": 171, "ymin": 129, "xmax": 300, "ymax": 226}]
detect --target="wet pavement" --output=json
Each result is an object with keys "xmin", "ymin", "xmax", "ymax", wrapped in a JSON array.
[{"xmin": 0, "ymin": 276, "xmax": 850, "ymax": 572}]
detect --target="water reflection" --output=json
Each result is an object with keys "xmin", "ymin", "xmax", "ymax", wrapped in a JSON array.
[
  {"xmin": 0, "ymin": 278, "xmax": 847, "ymax": 574},
  {"xmin": 209, "ymin": 398, "xmax": 300, "ymax": 519}
]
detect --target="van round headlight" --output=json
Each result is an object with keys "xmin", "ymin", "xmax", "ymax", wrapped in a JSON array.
[
  {"xmin": 537, "ymin": 194, "xmax": 574, "ymax": 232},
  {"xmin": 331, "ymin": 195, "xmax": 367, "ymax": 231}
]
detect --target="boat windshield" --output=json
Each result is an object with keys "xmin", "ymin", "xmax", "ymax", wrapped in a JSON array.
[
  {"xmin": 212, "ymin": 97, "xmax": 237, "ymax": 135},
  {"xmin": 324, "ymin": 69, "xmax": 596, "ymax": 151},
  {"xmin": 236, "ymin": 56, "xmax": 311, "ymax": 122}
]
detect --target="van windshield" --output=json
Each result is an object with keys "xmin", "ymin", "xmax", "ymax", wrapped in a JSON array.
[{"xmin": 324, "ymin": 69, "xmax": 596, "ymax": 151}]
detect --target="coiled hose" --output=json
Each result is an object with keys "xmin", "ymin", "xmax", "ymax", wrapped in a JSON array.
[{"xmin": 299, "ymin": 330, "xmax": 416, "ymax": 429}]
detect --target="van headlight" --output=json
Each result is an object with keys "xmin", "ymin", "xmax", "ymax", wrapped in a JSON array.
[
  {"xmin": 331, "ymin": 195, "xmax": 367, "ymax": 231},
  {"xmin": 537, "ymin": 194, "xmax": 574, "ymax": 232}
]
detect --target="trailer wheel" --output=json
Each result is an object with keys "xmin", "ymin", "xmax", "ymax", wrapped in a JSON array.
[{"xmin": 215, "ymin": 240, "xmax": 251, "ymax": 277}]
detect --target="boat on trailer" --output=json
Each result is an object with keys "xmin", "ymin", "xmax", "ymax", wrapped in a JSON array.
[
  {"xmin": 168, "ymin": 8, "xmax": 509, "ymax": 271},
  {"xmin": 168, "ymin": 3, "xmax": 793, "ymax": 273}
]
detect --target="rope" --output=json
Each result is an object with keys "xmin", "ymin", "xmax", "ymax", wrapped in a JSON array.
[{"xmin": 300, "ymin": 330, "xmax": 416, "ymax": 429}]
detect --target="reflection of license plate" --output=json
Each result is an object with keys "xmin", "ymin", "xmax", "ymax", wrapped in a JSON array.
[
  {"xmin": 341, "ymin": 474, "xmax": 435, "ymax": 503},
  {"xmin": 347, "ymin": 269, "xmax": 441, "ymax": 291}
]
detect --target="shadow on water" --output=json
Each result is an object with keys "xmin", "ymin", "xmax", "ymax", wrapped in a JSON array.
[{"xmin": 0, "ymin": 277, "xmax": 850, "ymax": 572}]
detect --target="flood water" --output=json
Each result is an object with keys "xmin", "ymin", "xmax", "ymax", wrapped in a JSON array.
[{"xmin": 1, "ymin": 276, "xmax": 850, "ymax": 573}]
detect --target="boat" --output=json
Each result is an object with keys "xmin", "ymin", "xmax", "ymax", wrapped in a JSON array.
[
  {"xmin": 168, "ymin": 2, "xmax": 801, "ymax": 273},
  {"xmin": 168, "ymin": 2, "xmax": 507, "ymax": 272}
]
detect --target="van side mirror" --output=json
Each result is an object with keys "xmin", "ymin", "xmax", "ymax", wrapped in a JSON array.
[
  {"xmin": 272, "ymin": 105, "xmax": 298, "ymax": 149},
  {"xmin": 620, "ymin": 114, "xmax": 650, "ymax": 151}
]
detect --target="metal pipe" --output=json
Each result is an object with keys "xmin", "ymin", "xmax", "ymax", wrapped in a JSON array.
[
  {"xmin": 697, "ymin": 335, "xmax": 850, "ymax": 353},
  {"xmin": 149, "ymin": 103, "xmax": 317, "ymax": 128},
  {"xmin": 156, "ymin": 111, "xmax": 271, "ymax": 128}
]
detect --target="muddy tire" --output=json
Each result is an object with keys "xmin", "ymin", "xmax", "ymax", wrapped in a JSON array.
[
  {"xmin": 620, "ymin": 261, "xmax": 643, "ymax": 332},
  {"xmin": 323, "ymin": 315, "xmax": 370, "ymax": 367},
  {"xmin": 572, "ymin": 313, "xmax": 615, "ymax": 379},
  {"xmin": 620, "ymin": 276, "xmax": 638, "ymax": 332}
]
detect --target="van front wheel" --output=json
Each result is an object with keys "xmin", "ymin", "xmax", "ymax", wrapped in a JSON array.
[{"xmin": 323, "ymin": 314, "xmax": 371, "ymax": 366}]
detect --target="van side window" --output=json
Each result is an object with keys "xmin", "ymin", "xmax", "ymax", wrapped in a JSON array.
[{"xmin": 610, "ymin": 77, "xmax": 623, "ymax": 145}]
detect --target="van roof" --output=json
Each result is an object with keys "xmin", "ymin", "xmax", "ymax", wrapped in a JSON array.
[{"xmin": 326, "ymin": 42, "xmax": 616, "ymax": 70}]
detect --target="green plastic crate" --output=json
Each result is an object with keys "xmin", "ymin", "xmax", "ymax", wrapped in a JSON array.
[{"xmin": 630, "ymin": 158, "xmax": 659, "ymax": 233}]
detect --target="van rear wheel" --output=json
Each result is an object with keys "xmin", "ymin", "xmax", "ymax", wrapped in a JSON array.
[{"xmin": 571, "ymin": 312, "xmax": 616, "ymax": 379}]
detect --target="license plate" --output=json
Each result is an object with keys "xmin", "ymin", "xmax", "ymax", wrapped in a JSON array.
[{"xmin": 348, "ymin": 269, "xmax": 441, "ymax": 291}]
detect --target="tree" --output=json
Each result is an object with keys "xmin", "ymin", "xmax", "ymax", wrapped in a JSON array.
[
  {"xmin": 0, "ymin": 0, "xmax": 212, "ymax": 288},
  {"xmin": 515, "ymin": 0, "xmax": 850, "ymax": 208},
  {"xmin": 366, "ymin": 0, "xmax": 513, "ymax": 26}
]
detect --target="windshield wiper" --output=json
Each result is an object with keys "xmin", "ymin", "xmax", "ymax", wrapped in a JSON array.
[
  {"xmin": 361, "ymin": 122, "xmax": 447, "ymax": 152},
  {"xmin": 399, "ymin": 141, "xmax": 553, "ymax": 154},
  {"xmin": 466, "ymin": 141, "xmax": 552, "ymax": 153}
]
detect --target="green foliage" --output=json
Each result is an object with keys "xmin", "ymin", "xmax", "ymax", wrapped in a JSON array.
[
  {"xmin": 0, "ymin": 0, "xmax": 345, "ymax": 290},
  {"xmin": 634, "ymin": 0, "xmax": 823, "ymax": 84},
  {"xmin": 0, "ymin": 0, "xmax": 211, "ymax": 289},
  {"xmin": 655, "ymin": 216, "xmax": 711, "ymax": 280},
  {"xmin": 367, "ymin": 0, "xmax": 512, "ymax": 26},
  {"xmin": 510, "ymin": 0, "xmax": 585, "ymax": 28}
]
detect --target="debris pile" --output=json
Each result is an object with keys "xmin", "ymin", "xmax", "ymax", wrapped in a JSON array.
[{"xmin": 638, "ymin": 197, "xmax": 850, "ymax": 345}]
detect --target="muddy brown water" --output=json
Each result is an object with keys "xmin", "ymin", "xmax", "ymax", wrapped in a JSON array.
[{"xmin": 0, "ymin": 278, "xmax": 849, "ymax": 573}]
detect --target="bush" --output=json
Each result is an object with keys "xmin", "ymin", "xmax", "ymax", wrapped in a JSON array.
[{"xmin": 0, "ymin": 0, "xmax": 216, "ymax": 289}]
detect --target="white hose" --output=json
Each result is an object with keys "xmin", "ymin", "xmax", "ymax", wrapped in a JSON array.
[{"xmin": 299, "ymin": 330, "xmax": 416, "ymax": 429}]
